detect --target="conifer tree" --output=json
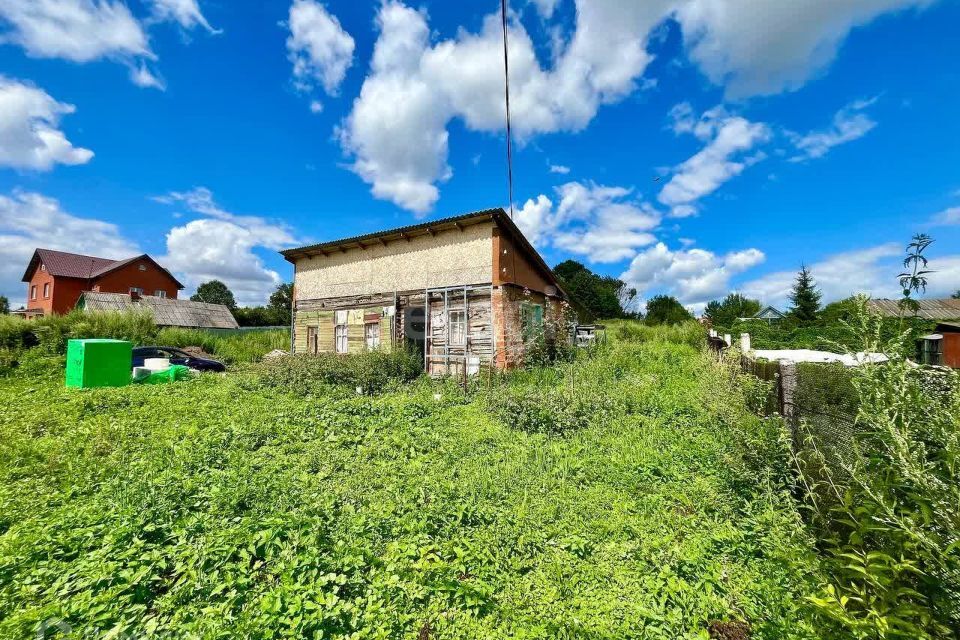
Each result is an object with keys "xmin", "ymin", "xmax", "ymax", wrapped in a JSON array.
[{"xmin": 789, "ymin": 266, "xmax": 821, "ymax": 324}]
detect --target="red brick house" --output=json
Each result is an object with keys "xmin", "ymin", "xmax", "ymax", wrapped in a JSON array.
[{"xmin": 19, "ymin": 248, "xmax": 184, "ymax": 319}]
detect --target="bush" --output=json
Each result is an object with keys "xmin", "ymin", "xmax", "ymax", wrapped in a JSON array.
[
  {"xmin": 796, "ymin": 303, "xmax": 960, "ymax": 638},
  {"xmin": 254, "ymin": 349, "xmax": 423, "ymax": 395},
  {"xmin": 489, "ymin": 385, "xmax": 620, "ymax": 435}
]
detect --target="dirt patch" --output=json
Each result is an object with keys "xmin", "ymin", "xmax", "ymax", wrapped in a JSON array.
[
  {"xmin": 708, "ymin": 620, "xmax": 750, "ymax": 640},
  {"xmin": 179, "ymin": 346, "xmax": 217, "ymax": 360}
]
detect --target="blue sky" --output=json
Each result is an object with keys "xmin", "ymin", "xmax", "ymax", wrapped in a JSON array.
[{"xmin": 1, "ymin": 0, "xmax": 958, "ymax": 310}]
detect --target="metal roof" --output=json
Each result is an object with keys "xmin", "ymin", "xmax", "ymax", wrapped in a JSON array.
[
  {"xmin": 23, "ymin": 248, "xmax": 117, "ymax": 281},
  {"xmin": 21, "ymin": 249, "xmax": 185, "ymax": 288},
  {"xmin": 280, "ymin": 208, "xmax": 505, "ymax": 260},
  {"xmin": 866, "ymin": 298, "xmax": 960, "ymax": 321},
  {"xmin": 79, "ymin": 292, "xmax": 239, "ymax": 329}
]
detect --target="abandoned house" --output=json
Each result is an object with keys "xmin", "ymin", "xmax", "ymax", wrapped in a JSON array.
[{"xmin": 281, "ymin": 208, "xmax": 569, "ymax": 374}]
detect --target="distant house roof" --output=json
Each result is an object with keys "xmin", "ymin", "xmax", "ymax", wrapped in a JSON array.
[
  {"xmin": 754, "ymin": 306, "xmax": 785, "ymax": 320},
  {"xmin": 78, "ymin": 292, "xmax": 239, "ymax": 329},
  {"xmin": 21, "ymin": 249, "xmax": 185, "ymax": 289},
  {"xmin": 867, "ymin": 298, "xmax": 960, "ymax": 321}
]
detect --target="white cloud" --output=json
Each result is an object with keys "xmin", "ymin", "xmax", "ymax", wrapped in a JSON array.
[
  {"xmin": 0, "ymin": 0, "xmax": 152, "ymax": 63},
  {"xmin": 287, "ymin": 0, "xmax": 355, "ymax": 107},
  {"xmin": 0, "ymin": 190, "xmax": 138, "ymax": 305},
  {"xmin": 155, "ymin": 188, "xmax": 299, "ymax": 304},
  {"xmin": 530, "ymin": 0, "xmax": 562, "ymax": 19},
  {"xmin": 621, "ymin": 241, "xmax": 765, "ymax": 309},
  {"xmin": 162, "ymin": 219, "xmax": 283, "ymax": 306},
  {"xmin": 150, "ymin": 0, "xmax": 218, "ymax": 33},
  {"xmin": 309, "ymin": 100, "xmax": 323, "ymax": 114},
  {"xmin": 516, "ymin": 181, "xmax": 660, "ymax": 263},
  {"xmin": 339, "ymin": 0, "xmax": 931, "ymax": 214},
  {"xmin": 658, "ymin": 104, "xmax": 770, "ymax": 216},
  {"xmin": 931, "ymin": 206, "xmax": 960, "ymax": 226},
  {"xmin": 788, "ymin": 97, "xmax": 878, "ymax": 161},
  {"xmin": 740, "ymin": 243, "xmax": 902, "ymax": 307},
  {"xmin": 0, "ymin": 77, "xmax": 94, "ymax": 170},
  {"xmin": 338, "ymin": 0, "xmax": 673, "ymax": 213},
  {"xmin": 675, "ymin": 0, "xmax": 933, "ymax": 98},
  {"xmin": 0, "ymin": 0, "xmax": 217, "ymax": 88},
  {"xmin": 549, "ymin": 164, "xmax": 571, "ymax": 174}
]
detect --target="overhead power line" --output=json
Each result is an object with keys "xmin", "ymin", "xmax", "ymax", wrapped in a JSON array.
[{"xmin": 500, "ymin": 0, "xmax": 515, "ymax": 219}]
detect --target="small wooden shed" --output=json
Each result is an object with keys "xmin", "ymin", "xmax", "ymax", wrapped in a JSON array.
[{"xmin": 917, "ymin": 322, "xmax": 960, "ymax": 369}]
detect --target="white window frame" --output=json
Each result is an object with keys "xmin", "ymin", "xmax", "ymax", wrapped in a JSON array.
[
  {"xmin": 335, "ymin": 324, "xmax": 349, "ymax": 354},
  {"xmin": 30, "ymin": 285, "xmax": 37, "ymax": 300},
  {"xmin": 154, "ymin": 290, "xmax": 167, "ymax": 298},
  {"xmin": 448, "ymin": 310, "xmax": 466, "ymax": 346},
  {"xmin": 365, "ymin": 322, "xmax": 381, "ymax": 351},
  {"xmin": 129, "ymin": 287, "xmax": 144, "ymax": 295},
  {"xmin": 42, "ymin": 283, "xmax": 50, "ymax": 299}
]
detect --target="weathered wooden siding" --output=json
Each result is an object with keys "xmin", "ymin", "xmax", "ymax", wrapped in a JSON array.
[
  {"xmin": 426, "ymin": 289, "xmax": 493, "ymax": 376},
  {"xmin": 292, "ymin": 304, "xmax": 395, "ymax": 355},
  {"xmin": 293, "ymin": 222, "xmax": 494, "ymax": 300}
]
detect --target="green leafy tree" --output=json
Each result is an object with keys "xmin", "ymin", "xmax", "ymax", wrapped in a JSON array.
[
  {"xmin": 553, "ymin": 260, "xmax": 635, "ymax": 319},
  {"xmin": 268, "ymin": 282, "xmax": 293, "ymax": 325},
  {"xmin": 897, "ymin": 233, "xmax": 934, "ymax": 315},
  {"xmin": 788, "ymin": 266, "xmax": 822, "ymax": 324},
  {"xmin": 953, "ymin": 290, "xmax": 960, "ymax": 300},
  {"xmin": 644, "ymin": 295, "xmax": 693, "ymax": 326},
  {"xmin": 191, "ymin": 280, "xmax": 237, "ymax": 309},
  {"xmin": 703, "ymin": 293, "xmax": 761, "ymax": 328},
  {"xmin": 0, "ymin": 295, "xmax": 9, "ymax": 315}
]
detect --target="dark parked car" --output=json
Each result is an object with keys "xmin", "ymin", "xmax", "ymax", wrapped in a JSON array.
[{"xmin": 132, "ymin": 347, "xmax": 226, "ymax": 372}]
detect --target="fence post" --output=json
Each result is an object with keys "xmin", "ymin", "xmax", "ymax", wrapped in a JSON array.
[
  {"xmin": 740, "ymin": 333, "xmax": 751, "ymax": 353},
  {"xmin": 779, "ymin": 361, "xmax": 798, "ymax": 432}
]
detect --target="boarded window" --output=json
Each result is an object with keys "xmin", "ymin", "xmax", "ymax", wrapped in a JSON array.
[
  {"xmin": 449, "ymin": 310, "xmax": 466, "ymax": 346},
  {"xmin": 335, "ymin": 324, "xmax": 348, "ymax": 354},
  {"xmin": 307, "ymin": 326, "xmax": 319, "ymax": 354},
  {"xmin": 366, "ymin": 322, "xmax": 381, "ymax": 351},
  {"xmin": 520, "ymin": 303, "xmax": 544, "ymax": 341}
]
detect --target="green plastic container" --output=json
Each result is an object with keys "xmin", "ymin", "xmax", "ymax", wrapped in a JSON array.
[
  {"xmin": 65, "ymin": 339, "xmax": 133, "ymax": 389},
  {"xmin": 136, "ymin": 364, "xmax": 191, "ymax": 385}
]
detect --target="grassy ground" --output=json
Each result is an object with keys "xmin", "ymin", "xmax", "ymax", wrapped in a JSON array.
[{"xmin": 0, "ymin": 322, "xmax": 823, "ymax": 639}]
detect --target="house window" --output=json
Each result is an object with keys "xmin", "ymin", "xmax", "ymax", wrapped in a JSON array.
[
  {"xmin": 30, "ymin": 285, "xmax": 37, "ymax": 300},
  {"xmin": 138, "ymin": 264, "xmax": 147, "ymax": 271},
  {"xmin": 130, "ymin": 287, "xmax": 144, "ymax": 295},
  {"xmin": 43, "ymin": 283, "xmax": 50, "ymax": 298},
  {"xmin": 520, "ymin": 303, "xmax": 544, "ymax": 341},
  {"xmin": 448, "ymin": 310, "xmax": 466, "ymax": 346},
  {"xmin": 366, "ymin": 322, "xmax": 381, "ymax": 350},
  {"xmin": 40, "ymin": 263, "xmax": 46, "ymax": 272},
  {"xmin": 335, "ymin": 325, "xmax": 349, "ymax": 354},
  {"xmin": 919, "ymin": 337, "xmax": 944, "ymax": 366},
  {"xmin": 154, "ymin": 290, "xmax": 167, "ymax": 298}
]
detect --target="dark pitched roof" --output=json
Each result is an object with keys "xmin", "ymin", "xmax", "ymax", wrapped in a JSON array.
[
  {"xmin": 280, "ymin": 207, "xmax": 565, "ymax": 296},
  {"xmin": 89, "ymin": 254, "xmax": 185, "ymax": 289},
  {"xmin": 22, "ymin": 248, "xmax": 116, "ymax": 281},
  {"xmin": 79, "ymin": 292, "xmax": 239, "ymax": 329},
  {"xmin": 21, "ymin": 249, "xmax": 184, "ymax": 289},
  {"xmin": 867, "ymin": 298, "xmax": 960, "ymax": 321},
  {"xmin": 754, "ymin": 306, "xmax": 785, "ymax": 319}
]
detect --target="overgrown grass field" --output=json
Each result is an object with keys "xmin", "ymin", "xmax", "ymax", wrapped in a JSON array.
[{"xmin": 0, "ymin": 321, "xmax": 825, "ymax": 639}]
